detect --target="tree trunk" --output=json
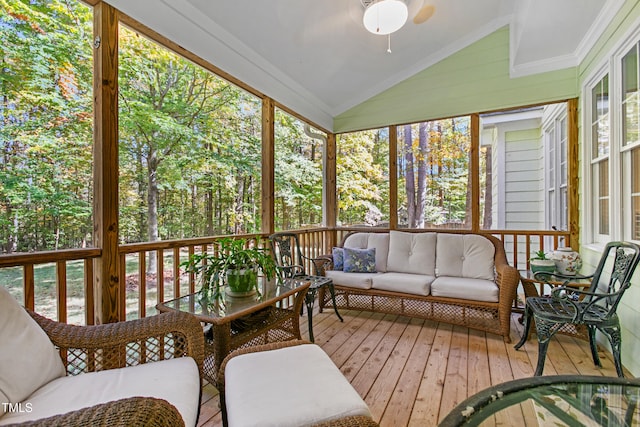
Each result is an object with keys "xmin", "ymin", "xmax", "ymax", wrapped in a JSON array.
[
  {"xmin": 404, "ymin": 124, "xmax": 416, "ymax": 227},
  {"xmin": 234, "ymin": 173, "xmax": 244, "ymax": 234},
  {"xmin": 147, "ymin": 149, "xmax": 159, "ymax": 273},
  {"xmin": 416, "ymin": 122, "xmax": 428, "ymax": 228}
]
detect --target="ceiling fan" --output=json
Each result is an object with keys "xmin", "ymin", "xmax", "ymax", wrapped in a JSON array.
[
  {"xmin": 360, "ymin": 0, "xmax": 435, "ymax": 32},
  {"xmin": 360, "ymin": 0, "xmax": 435, "ymax": 52}
]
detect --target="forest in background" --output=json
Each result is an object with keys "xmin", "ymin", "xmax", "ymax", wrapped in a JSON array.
[{"xmin": 1, "ymin": 0, "xmax": 473, "ymax": 254}]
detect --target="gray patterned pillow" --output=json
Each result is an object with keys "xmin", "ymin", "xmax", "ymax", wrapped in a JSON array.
[
  {"xmin": 343, "ymin": 247, "xmax": 376, "ymax": 273},
  {"xmin": 332, "ymin": 247, "xmax": 344, "ymax": 270}
]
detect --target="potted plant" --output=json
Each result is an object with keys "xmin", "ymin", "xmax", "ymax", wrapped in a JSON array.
[
  {"xmin": 529, "ymin": 250, "xmax": 556, "ymax": 274},
  {"xmin": 182, "ymin": 237, "xmax": 277, "ymax": 299}
]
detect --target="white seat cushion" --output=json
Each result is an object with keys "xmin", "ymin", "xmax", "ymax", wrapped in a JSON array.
[
  {"xmin": 0, "ymin": 357, "xmax": 200, "ymax": 427},
  {"xmin": 371, "ymin": 272, "xmax": 435, "ymax": 296},
  {"xmin": 326, "ymin": 270, "xmax": 378, "ymax": 289},
  {"xmin": 224, "ymin": 344, "xmax": 372, "ymax": 427},
  {"xmin": 430, "ymin": 276, "xmax": 499, "ymax": 302},
  {"xmin": 0, "ymin": 286, "xmax": 65, "ymax": 416}
]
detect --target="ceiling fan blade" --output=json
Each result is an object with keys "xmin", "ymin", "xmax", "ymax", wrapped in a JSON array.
[{"xmin": 413, "ymin": 4, "xmax": 435, "ymax": 25}]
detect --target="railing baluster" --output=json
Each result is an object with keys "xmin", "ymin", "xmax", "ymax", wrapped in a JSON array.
[
  {"xmin": 84, "ymin": 259, "xmax": 94, "ymax": 325},
  {"xmin": 157, "ymin": 248, "xmax": 164, "ymax": 306},
  {"xmin": 24, "ymin": 264, "xmax": 35, "ymax": 311},
  {"xmin": 188, "ymin": 246, "xmax": 195, "ymax": 293},
  {"xmin": 139, "ymin": 251, "xmax": 146, "ymax": 319},
  {"xmin": 119, "ymin": 253, "xmax": 126, "ymax": 320},
  {"xmin": 173, "ymin": 247, "xmax": 180, "ymax": 299},
  {"xmin": 56, "ymin": 260, "xmax": 67, "ymax": 324}
]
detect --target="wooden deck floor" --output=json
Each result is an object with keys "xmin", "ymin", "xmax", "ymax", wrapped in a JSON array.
[{"xmin": 196, "ymin": 307, "xmax": 628, "ymax": 427}]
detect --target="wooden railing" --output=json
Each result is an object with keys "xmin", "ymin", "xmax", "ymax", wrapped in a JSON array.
[
  {"xmin": 0, "ymin": 248, "xmax": 101, "ymax": 325},
  {"xmin": 0, "ymin": 227, "xmax": 571, "ymax": 324}
]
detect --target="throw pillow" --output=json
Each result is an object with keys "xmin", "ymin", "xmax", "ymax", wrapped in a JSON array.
[
  {"xmin": 332, "ymin": 247, "xmax": 344, "ymax": 270},
  {"xmin": 0, "ymin": 285, "xmax": 66, "ymax": 414},
  {"xmin": 343, "ymin": 247, "xmax": 376, "ymax": 273}
]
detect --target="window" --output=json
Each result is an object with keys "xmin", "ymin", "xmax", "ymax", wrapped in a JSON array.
[
  {"xmin": 274, "ymin": 109, "xmax": 324, "ymax": 230},
  {"xmin": 118, "ymin": 25, "xmax": 262, "ymax": 243},
  {"xmin": 622, "ymin": 44, "xmax": 640, "ymax": 241},
  {"xmin": 590, "ymin": 75, "xmax": 610, "ymax": 240},
  {"xmin": 0, "ymin": 0, "xmax": 94, "ymax": 253},
  {"xmin": 543, "ymin": 106, "xmax": 568, "ymax": 231},
  {"xmin": 336, "ymin": 129, "xmax": 389, "ymax": 227},
  {"xmin": 397, "ymin": 117, "xmax": 471, "ymax": 229}
]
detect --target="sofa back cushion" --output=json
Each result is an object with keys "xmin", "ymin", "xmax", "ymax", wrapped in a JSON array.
[
  {"xmin": 342, "ymin": 233, "xmax": 389, "ymax": 272},
  {"xmin": 0, "ymin": 286, "xmax": 66, "ymax": 414},
  {"xmin": 386, "ymin": 231, "xmax": 436, "ymax": 275},
  {"xmin": 435, "ymin": 234, "xmax": 495, "ymax": 280}
]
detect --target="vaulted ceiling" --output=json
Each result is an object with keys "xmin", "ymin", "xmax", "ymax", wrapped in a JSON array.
[{"xmin": 106, "ymin": 0, "xmax": 623, "ymax": 131}]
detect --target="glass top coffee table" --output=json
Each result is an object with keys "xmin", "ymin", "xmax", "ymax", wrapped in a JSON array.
[
  {"xmin": 439, "ymin": 375, "xmax": 640, "ymax": 426},
  {"xmin": 156, "ymin": 278, "xmax": 310, "ymax": 387}
]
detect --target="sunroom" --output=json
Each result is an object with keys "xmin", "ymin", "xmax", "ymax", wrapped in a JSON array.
[{"xmin": 2, "ymin": 0, "xmax": 640, "ymax": 426}]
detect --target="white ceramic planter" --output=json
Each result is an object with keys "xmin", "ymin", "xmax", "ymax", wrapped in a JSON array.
[{"xmin": 551, "ymin": 247, "xmax": 582, "ymax": 275}]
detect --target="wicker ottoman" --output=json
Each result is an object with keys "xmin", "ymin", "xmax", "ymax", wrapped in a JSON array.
[{"xmin": 219, "ymin": 340, "xmax": 378, "ymax": 427}]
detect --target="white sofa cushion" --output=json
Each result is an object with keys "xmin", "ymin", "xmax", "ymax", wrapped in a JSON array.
[
  {"xmin": 343, "ymin": 232, "xmax": 390, "ymax": 272},
  {"xmin": 0, "ymin": 357, "xmax": 200, "ymax": 427},
  {"xmin": 326, "ymin": 270, "xmax": 377, "ymax": 289},
  {"xmin": 387, "ymin": 231, "xmax": 436, "ymax": 275},
  {"xmin": 430, "ymin": 276, "xmax": 499, "ymax": 302},
  {"xmin": 435, "ymin": 234, "xmax": 495, "ymax": 280},
  {"xmin": 224, "ymin": 344, "xmax": 371, "ymax": 427},
  {"xmin": 0, "ymin": 286, "xmax": 66, "ymax": 416},
  {"xmin": 371, "ymin": 272, "xmax": 435, "ymax": 296}
]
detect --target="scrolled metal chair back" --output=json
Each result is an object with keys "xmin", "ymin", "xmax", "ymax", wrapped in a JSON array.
[{"xmin": 587, "ymin": 241, "xmax": 640, "ymax": 315}]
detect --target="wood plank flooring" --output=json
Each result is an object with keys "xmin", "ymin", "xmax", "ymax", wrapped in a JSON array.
[{"xmin": 197, "ymin": 306, "xmax": 628, "ymax": 427}]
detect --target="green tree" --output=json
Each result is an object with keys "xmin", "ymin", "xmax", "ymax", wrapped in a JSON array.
[{"xmin": 0, "ymin": 0, "xmax": 93, "ymax": 253}]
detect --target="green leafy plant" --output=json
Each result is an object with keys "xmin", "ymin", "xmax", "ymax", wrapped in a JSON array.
[
  {"xmin": 181, "ymin": 237, "xmax": 277, "ymax": 299},
  {"xmin": 532, "ymin": 250, "xmax": 548, "ymax": 260}
]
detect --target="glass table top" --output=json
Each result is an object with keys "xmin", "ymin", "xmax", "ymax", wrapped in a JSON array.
[
  {"xmin": 439, "ymin": 375, "xmax": 640, "ymax": 427},
  {"xmin": 156, "ymin": 277, "xmax": 308, "ymax": 324}
]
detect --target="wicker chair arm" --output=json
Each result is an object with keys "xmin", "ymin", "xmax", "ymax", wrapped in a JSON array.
[
  {"xmin": 312, "ymin": 255, "xmax": 333, "ymax": 275},
  {"xmin": 311, "ymin": 416, "xmax": 380, "ymax": 427},
  {"xmin": 2, "ymin": 396, "xmax": 185, "ymax": 427},
  {"xmin": 28, "ymin": 310, "xmax": 204, "ymax": 373}
]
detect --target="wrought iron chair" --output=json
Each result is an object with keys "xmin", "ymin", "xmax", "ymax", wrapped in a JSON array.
[
  {"xmin": 269, "ymin": 232, "xmax": 343, "ymax": 342},
  {"xmin": 514, "ymin": 241, "xmax": 640, "ymax": 377}
]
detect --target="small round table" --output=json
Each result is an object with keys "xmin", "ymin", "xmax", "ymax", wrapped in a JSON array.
[{"xmin": 438, "ymin": 375, "xmax": 640, "ymax": 426}]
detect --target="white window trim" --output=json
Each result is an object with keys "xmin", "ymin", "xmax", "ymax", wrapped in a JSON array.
[
  {"xmin": 614, "ymin": 24, "xmax": 640, "ymax": 243},
  {"xmin": 582, "ymin": 14, "xmax": 640, "ymax": 249},
  {"xmin": 582, "ymin": 64, "xmax": 611, "ymax": 248}
]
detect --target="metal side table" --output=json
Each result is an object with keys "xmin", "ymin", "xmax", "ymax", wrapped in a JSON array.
[{"xmin": 291, "ymin": 275, "xmax": 343, "ymax": 342}]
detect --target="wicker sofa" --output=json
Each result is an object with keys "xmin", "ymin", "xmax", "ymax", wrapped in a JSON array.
[
  {"xmin": 317, "ymin": 230, "xmax": 520, "ymax": 342},
  {"xmin": 0, "ymin": 285, "xmax": 204, "ymax": 427}
]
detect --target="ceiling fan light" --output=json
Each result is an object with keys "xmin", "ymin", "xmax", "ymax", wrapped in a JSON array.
[{"xmin": 363, "ymin": 0, "xmax": 409, "ymax": 35}]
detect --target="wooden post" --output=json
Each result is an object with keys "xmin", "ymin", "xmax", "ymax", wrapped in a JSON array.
[
  {"xmin": 567, "ymin": 98, "xmax": 580, "ymax": 249},
  {"xmin": 470, "ymin": 113, "xmax": 480, "ymax": 232},
  {"xmin": 325, "ymin": 133, "xmax": 337, "ymax": 249},
  {"xmin": 93, "ymin": 3, "xmax": 120, "ymax": 324},
  {"xmin": 262, "ymin": 97, "xmax": 275, "ymax": 235},
  {"xmin": 389, "ymin": 125, "xmax": 398, "ymax": 230}
]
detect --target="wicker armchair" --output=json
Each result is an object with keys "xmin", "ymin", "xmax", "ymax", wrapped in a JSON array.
[{"xmin": 0, "ymin": 301, "xmax": 204, "ymax": 427}]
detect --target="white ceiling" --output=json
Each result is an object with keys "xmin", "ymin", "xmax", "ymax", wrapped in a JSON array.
[{"xmin": 106, "ymin": 0, "xmax": 623, "ymax": 131}]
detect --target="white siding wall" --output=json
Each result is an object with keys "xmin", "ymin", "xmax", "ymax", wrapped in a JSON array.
[{"xmin": 504, "ymin": 125, "xmax": 545, "ymax": 230}]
